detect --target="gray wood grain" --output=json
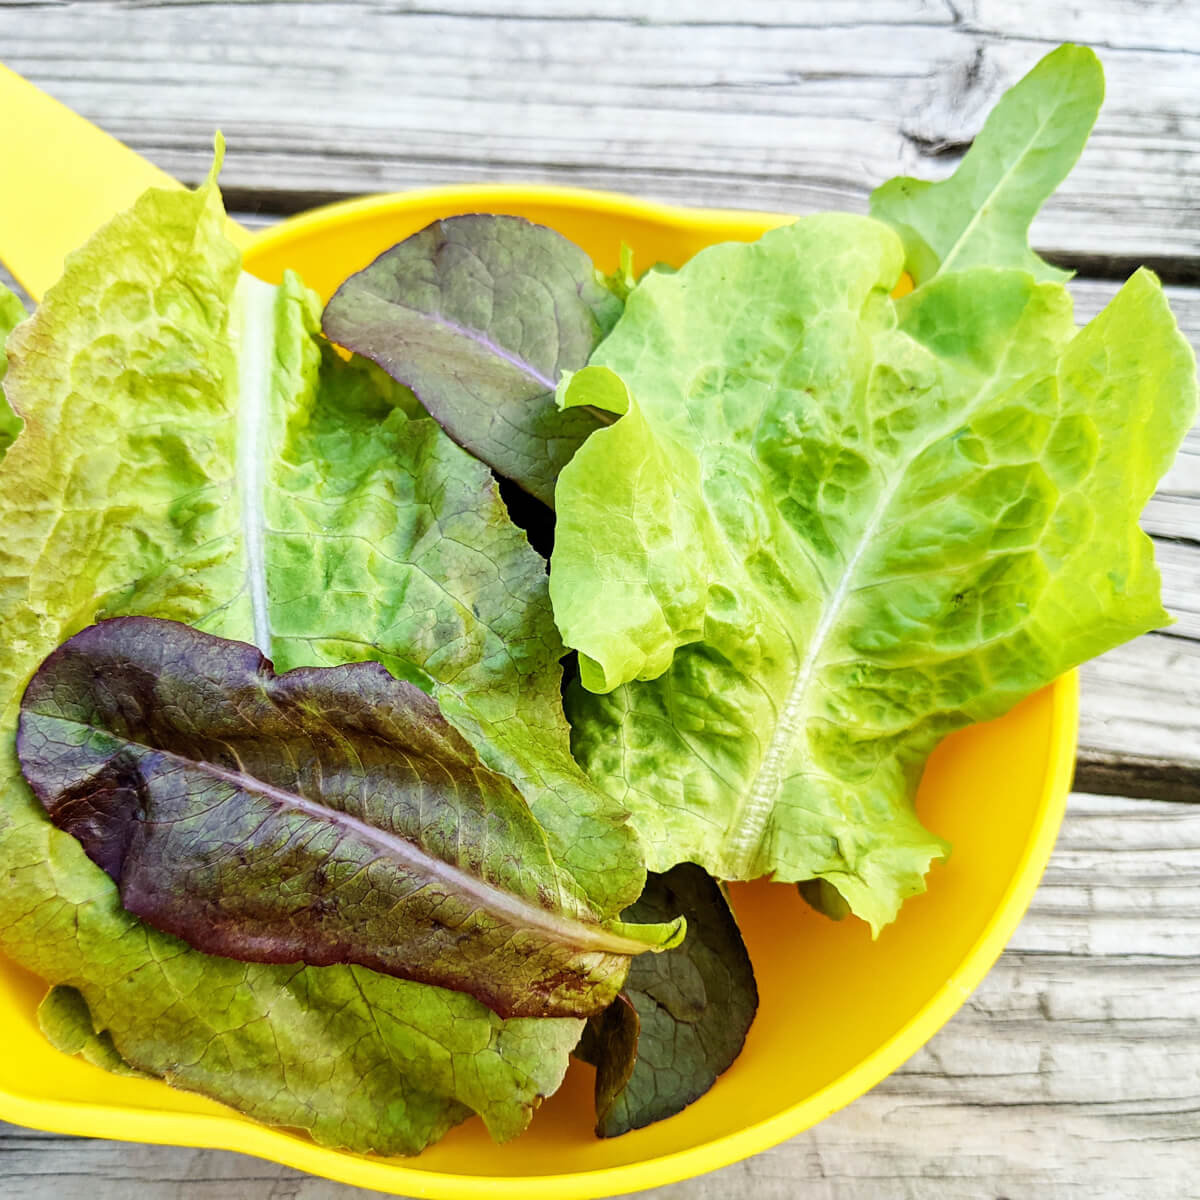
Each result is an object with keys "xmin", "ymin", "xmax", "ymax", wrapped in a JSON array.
[
  {"xmin": 2, "ymin": 793, "xmax": 1196, "ymax": 1200},
  {"xmin": 2, "ymin": 1, "xmax": 1199, "ymax": 274}
]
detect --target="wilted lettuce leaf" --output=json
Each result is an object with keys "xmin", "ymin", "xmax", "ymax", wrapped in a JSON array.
[
  {"xmin": 322, "ymin": 214, "xmax": 621, "ymax": 506},
  {"xmin": 577, "ymin": 865, "xmax": 757, "ymax": 1137},
  {"xmin": 0, "ymin": 285, "xmax": 26, "ymax": 457},
  {"xmin": 19, "ymin": 617, "xmax": 680, "ymax": 1019},
  {"xmin": 0, "ymin": 169, "xmax": 650, "ymax": 1153},
  {"xmin": 871, "ymin": 44, "xmax": 1103, "ymax": 285},
  {"xmin": 552, "ymin": 214, "xmax": 1196, "ymax": 931}
]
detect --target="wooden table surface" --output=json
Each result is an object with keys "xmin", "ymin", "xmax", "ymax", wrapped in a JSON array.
[{"xmin": 1, "ymin": 3, "xmax": 1198, "ymax": 1198}]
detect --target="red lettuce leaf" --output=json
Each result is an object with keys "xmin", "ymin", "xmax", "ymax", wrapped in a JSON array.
[
  {"xmin": 17, "ymin": 617, "xmax": 681, "ymax": 1021},
  {"xmin": 321, "ymin": 214, "xmax": 620, "ymax": 506},
  {"xmin": 577, "ymin": 864, "xmax": 758, "ymax": 1136}
]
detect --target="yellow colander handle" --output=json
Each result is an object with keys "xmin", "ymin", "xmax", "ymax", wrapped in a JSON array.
[{"xmin": 0, "ymin": 64, "xmax": 248, "ymax": 301}]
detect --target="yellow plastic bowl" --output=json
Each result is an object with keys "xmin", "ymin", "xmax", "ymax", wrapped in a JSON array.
[{"xmin": 0, "ymin": 186, "xmax": 1077, "ymax": 1199}]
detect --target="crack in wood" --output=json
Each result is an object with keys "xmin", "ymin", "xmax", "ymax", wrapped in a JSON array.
[
  {"xmin": 1075, "ymin": 754, "xmax": 1200, "ymax": 806},
  {"xmin": 1045, "ymin": 250, "xmax": 1200, "ymax": 287}
]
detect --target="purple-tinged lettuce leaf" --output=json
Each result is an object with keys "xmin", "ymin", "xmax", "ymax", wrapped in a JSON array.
[
  {"xmin": 0, "ymin": 165, "xmax": 648, "ymax": 1154},
  {"xmin": 321, "ymin": 214, "xmax": 621, "ymax": 506},
  {"xmin": 18, "ymin": 617, "xmax": 681, "ymax": 1020},
  {"xmin": 577, "ymin": 864, "xmax": 757, "ymax": 1137},
  {"xmin": 552, "ymin": 213, "xmax": 1196, "ymax": 932},
  {"xmin": 871, "ymin": 45, "xmax": 1103, "ymax": 286},
  {"xmin": 580, "ymin": 995, "xmax": 640, "ymax": 1126}
]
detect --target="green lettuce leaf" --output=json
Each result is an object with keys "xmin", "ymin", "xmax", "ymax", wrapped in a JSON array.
[
  {"xmin": 0, "ymin": 169, "xmax": 659, "ymax": 1153},
  {"xmin": 19, "ymin": 617, "xmax": 678, "ymax": 1019},
  {"xmin": 577, "ymin": 865, "xmax": 757, "ymax": 1137},
  {"xmin": 0, "ymin": 285, "xmax": 26, "ymax": 458},
  {"xmin": 322, "ymin": 214, "xmax": 622, "ymax": 506},
  {"xmin": 870, "ymin": 44, "xmax": 1103, "ymax": 285},
  {"xmin": 552, "ymin": 213, "xmax": 1196, "ymax": 930},
  {"xmin": 37, "ymin": 986, "xmax": 149, "ymax": 1079}
]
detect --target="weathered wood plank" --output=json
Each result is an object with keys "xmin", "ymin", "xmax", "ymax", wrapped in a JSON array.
[
  {"xmin": 2, "ymin": 1, "xmax": 1200, "ymax": 272},
  {"xmin": 1, "ymin": 793, "xmax": 1196, "ymax": 1199}
]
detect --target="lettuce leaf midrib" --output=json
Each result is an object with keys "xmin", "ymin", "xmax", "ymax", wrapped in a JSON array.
[
  {"xmin": 420, "ymin": 301, "xmax": 557, "ymax": 391},
  {"xmin": 230, "ymin": 274, "xmax": 277, "ymax": 656},
  {"xmin": 937, "ymin": 105, "xmax": 1063, "ymax": 278},
  {"xmin": 726, "ymin": 466, "xmax": 901, "ymax": 877},
  {"xmin": 557, "ymin": 210, "xmax": 1194, "ymax": 928}
]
